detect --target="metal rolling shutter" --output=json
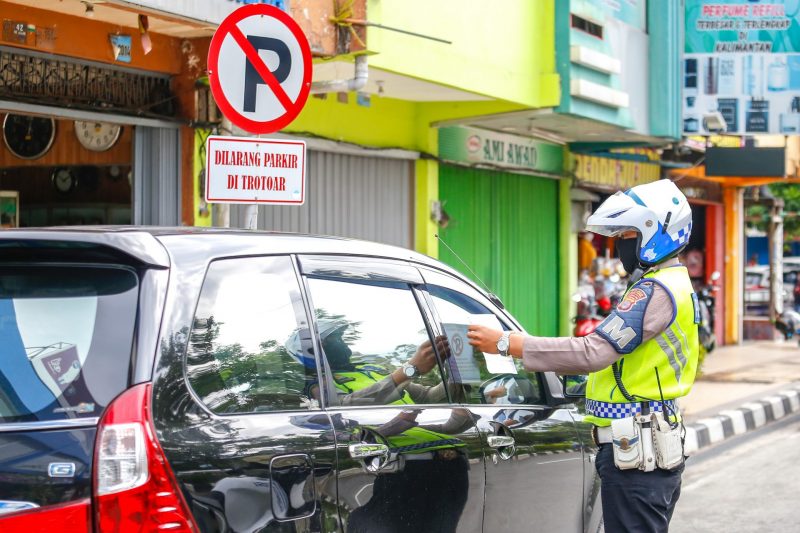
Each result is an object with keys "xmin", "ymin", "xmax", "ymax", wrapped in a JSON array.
[
  {"xmin": 231, "ymin": 151, "xmax": 413, "ymax": 248},
  {"xmin": 133, "ymin": 126, "xmax": 181, "ymax": 226}
]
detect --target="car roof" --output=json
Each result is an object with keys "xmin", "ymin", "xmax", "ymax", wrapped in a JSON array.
[{"xmin": 0, "ymin": 226, "xmax": 472, "ymax": 283}]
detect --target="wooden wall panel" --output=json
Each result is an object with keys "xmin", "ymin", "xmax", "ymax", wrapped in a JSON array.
[
  {"xmin": 0, "ymin": 1, "xmax": 182, "ymax": 74},
  {"xmin": 0, "ymin": 115, "xmax": 133, "ymax": 168}
]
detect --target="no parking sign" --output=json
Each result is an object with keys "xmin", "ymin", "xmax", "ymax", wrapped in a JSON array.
[{"xmin": 207, "ymin": 3, "xmax": 312, "ymax": 134}]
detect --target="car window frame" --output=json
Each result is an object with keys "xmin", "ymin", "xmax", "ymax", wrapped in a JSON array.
[
  {"xmin": 296, "ymin": 255, "xmax": 452, "ymax": 411},
  {"xmin": 182, "ymin": 253, "xmax": 322, "ymax": 417},
  {"xmin": 416, "ymin": 265, "xmax": 549, "ymax": 409}
]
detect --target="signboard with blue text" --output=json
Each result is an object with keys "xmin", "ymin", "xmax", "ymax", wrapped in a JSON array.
[{"xmin": 684, "ymin": 0, "xmax": 800, "ymax": 135}]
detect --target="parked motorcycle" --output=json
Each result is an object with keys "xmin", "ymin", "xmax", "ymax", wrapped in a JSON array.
[
  {"xmin": 573, "ymin": 281, "xmax": 603, "ymax": 337},
  {"xmin": 697, "ymin": 271, "xmax": 720, "ymax": 353},
  {"xmin": 775, "ymin": 309, "xmax": 800, "ymax": 345},
  {"xmin": 573, "ymin": 272, "xmax": 627, "ymax": 337}
]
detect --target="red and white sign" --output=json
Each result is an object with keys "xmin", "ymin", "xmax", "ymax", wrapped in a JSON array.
[
  {"xmin": 207, "ymin": 4, "xmax": 312, "ymax": 134},
  {"xmin": 205, "ymin": 135, "xmax": 306, "ymax": 205}
]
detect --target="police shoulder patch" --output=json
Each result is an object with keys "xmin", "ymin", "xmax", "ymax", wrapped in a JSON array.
[{"xmin": 595, "ymin": 280, "xmax": 655, "ymax": 354}]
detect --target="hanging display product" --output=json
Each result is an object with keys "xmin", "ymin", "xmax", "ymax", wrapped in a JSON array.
[
  {"xmin": 3, "ymin": 114, "xmax": 56, "ymax": 159},
  {"xmin": 74, "ymin": 121, "xmax": 122, "ymax": 152}
]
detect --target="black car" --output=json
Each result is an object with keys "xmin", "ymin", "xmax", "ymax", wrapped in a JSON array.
[{"xmin": 0, "ymin": 227, "xmax": 601, "ymax": 532}]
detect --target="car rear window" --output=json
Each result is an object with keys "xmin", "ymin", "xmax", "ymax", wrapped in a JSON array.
[{"xmin": 0, "ymin": 265, "xmax": 138, "ymax": 424}]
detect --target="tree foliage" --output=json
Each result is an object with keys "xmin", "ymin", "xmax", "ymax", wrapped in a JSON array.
[{"xmin": 746, "ymin": 183, "xmax": 800, "ymax": 244}]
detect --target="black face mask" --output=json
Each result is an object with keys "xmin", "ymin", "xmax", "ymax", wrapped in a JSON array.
[
  {"xmin": 323, "ymin": 333, "xmax": 353, "ymax": 370},
  {"xmin": 616, "ymin": 237, "xmax": 641, "ymax": 275}
]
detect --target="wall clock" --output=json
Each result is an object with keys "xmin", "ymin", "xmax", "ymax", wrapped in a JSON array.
[
  {"xmin": 74, "ymin": 121, "xmax": 122, "ymax": 152},
  {"xmin": 52, "ymin": 167, "xmax": 77, "ymax": 194},
  {"xmin": 3, "ymin": 114, "xmax": 56, "ymax": 160}
]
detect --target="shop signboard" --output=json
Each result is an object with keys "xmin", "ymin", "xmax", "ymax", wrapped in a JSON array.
[
  {"xmin": 438, "ymin": 126, "xmax": 563, "ymax": 176},
  {"xmin": 568, "ymin": 153, "xmax": 660, "ymax": 191},
  {"xmin": 684, "ymin": 0, "xmax": 800, "ymax": 135}
]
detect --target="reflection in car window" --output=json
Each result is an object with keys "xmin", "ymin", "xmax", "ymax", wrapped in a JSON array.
[
  {"xmin": 0, "ymin": 266, "xmax": 138, "ymax": 423},
  {"xmin": 427, "ymin": 284, "xmax": 544, "ymax": 406},
  {"xmin": 305, "ymin": 277, "xmax": 446, "ymax": 407},
  {"xmin": 186, "ymin": 256, "xmax": 315, "ymax": 414}
]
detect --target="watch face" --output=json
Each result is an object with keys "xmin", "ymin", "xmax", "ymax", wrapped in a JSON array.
[
  {"xmin": 52, "ymin": 168, "xmax": 76, "ymax": 194},
  {"xmin": 403, "ymin": 364, "xmax": 417, "ymax": 378},
  {"xmin": 3, "ymin": 114, "xmax": 56, "ymax": 160},
  {"xmin": 74, "ymin": 121, "xmax": 121, "ymax": 152},
  {"xmin": 497, "ymin": 338, "xmax": 509, "ymax": 351}
]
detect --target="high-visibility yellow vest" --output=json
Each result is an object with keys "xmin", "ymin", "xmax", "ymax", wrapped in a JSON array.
[
  {"xmin": 333, "ymin": 366, "xmax": 414, "ymax": 405},
  {"xmin": 585, "ymin": 266, "xmax": 699, "ymax": 427}
]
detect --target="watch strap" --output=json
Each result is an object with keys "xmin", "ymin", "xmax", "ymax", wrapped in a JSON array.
[{"xmin": 497, "ymin": 331, "xmax": 511, "ymax": 357}]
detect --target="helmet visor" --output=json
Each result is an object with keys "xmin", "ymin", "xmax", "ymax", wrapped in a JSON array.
[{"xmin": 584, "ymin": 223, "xmax": 638, "ymax": 237}]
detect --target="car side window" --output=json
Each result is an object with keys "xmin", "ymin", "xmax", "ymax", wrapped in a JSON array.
[
  {"xmin": 422, "ymin": 271, "xmax": 545, "ymax": 406},
  {"xmin": 304, "ymin": 276, "xmax": 447, "ymax": 407},
  {"xmin": 186, "ymin": 256, "xmax": 316, "ymax": 414}
]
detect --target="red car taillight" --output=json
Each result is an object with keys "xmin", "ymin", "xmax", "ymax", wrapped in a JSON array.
[{"xmin": 93, "ymin": 383, "xmax": 197, "ymax": 533}]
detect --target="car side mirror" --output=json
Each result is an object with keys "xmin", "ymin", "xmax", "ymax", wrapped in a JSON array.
[
  {"xmin": 559, "ymin": 375, "xmax": 588, "ymax": 398},
  {"xmin": 479, "ymin": 375, "xmax": 537, "ymax": 405}
]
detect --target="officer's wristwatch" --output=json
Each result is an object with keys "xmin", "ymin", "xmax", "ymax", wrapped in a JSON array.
[
  {"xmin": 496, "ymin": 331, "xmax": 512, "ymax": 357},
  {"xmin": 402, "ymin": 362, "xmax": 419, "ymax": 379}
]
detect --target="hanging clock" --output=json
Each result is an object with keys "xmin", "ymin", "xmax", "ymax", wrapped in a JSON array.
[
  {"xmin": 52, "ymin": 167, "xmax": 77, "ymax": 194},
  {"xmin": 74, "ymin": 121, "xmax": 122, "ymax": 152},
  {"xmin": 3, "ymin": 114, "xmax": 56, "ymax": 160}
]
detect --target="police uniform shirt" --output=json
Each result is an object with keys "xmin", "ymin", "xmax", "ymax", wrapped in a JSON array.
[{"xmin": 520, "ymin": 259, "xmax": 678, "ymax": 375}]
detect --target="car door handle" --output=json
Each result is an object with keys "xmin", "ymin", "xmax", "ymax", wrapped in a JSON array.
[
  {"xmin": 349, "ymin": 443, "xmax": 389, "ymax": 460},
  {"xmin": 487, "ymin": 435, "xmax": 515, "ymax": 448}
]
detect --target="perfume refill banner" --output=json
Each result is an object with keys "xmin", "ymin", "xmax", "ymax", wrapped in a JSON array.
[{"xmin": 684, "ymin": 0, "xmax": 800, "ymax": 135}]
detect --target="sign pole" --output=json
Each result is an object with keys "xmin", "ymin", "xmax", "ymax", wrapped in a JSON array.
[{"xmin": 212, "ymin": 116, "xmax": 233, "ymax": 228}]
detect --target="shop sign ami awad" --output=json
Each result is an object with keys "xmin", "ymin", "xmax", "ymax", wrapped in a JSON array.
[
  {"xmin": 205, "ymin": 3, "xmax": 311, "ymax": 206},
  {"xmin": 683, "ymin": 1, "xmax": 800, "ymax": 136}
]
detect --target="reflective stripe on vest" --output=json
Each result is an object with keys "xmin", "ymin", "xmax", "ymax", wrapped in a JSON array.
[
  {"xmin": 333, "ymin": 367, "xmax": 414, "ymax": 405},
  {"xmin": 585, "ymin": 266, "xmax": 699, "ymax": 427}
]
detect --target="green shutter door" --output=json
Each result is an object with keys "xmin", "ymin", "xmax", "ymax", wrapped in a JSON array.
[{"xmin": 438, "ymin": 165, "xmax": 559, "ymax": 336}]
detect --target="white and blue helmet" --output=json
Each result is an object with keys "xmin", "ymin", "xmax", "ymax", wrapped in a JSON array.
[
  {"xmin": 285, "ymin": 319, "xmax": 349, "ymax": 370},
  {"xmin": 586, "ymin": 180, "xmax": 692, "ymax": 266}
]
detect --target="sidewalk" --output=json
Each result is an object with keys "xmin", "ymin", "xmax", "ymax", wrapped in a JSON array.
[{"xmin": 680, "ymin": 340, "xmax": 800, "ymax": 454}]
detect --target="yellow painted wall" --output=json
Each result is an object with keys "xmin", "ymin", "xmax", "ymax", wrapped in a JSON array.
[{"xmin": 366, "ymin": 0, "xmax": 560, "ymax": 108}]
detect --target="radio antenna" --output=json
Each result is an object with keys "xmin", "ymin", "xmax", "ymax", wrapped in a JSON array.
[{"xmin": 435, "ymin": 233, "xmax": 505, "ymax": 309}]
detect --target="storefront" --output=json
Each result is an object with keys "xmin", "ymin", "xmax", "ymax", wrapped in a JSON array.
[
  {"xmin": 0, "ymin": 2, "xmax": 188, "ymax": 227},
  {"xmin": 678, "ymin": 178, "xmax": 726, "ymax": 344},
  {"xmin": 436, "ymin": 126, "xmax": 564, "ymax": 336}
]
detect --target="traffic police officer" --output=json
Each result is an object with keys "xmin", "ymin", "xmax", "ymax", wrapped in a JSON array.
[{"xmin": 468, "ymin": 179, "xmax": 698, "ymax": 532}]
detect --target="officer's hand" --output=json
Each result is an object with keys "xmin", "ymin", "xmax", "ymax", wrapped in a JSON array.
[
  {"xmin": 409, "ymin": 340, "xmax": 437, "ymax": 374},
  {"xmin": 467, "ymin": 325, "xmax": 502, "ymax": 353},
  {"xmin": 433, "ymin": 335, "xmax": 451, "ymax": 361}
]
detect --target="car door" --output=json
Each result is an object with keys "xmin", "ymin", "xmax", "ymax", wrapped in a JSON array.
[
  {"xmin": 419, "ymin": 267, "xmax": 586, "ymax": 532},
  {"xmin": 152, "ymin": 254, "xmax": 341, "ymax": 532},
  {"xmin": 297, "ymin": 255, "xmax": 486, "ymax": 533}
]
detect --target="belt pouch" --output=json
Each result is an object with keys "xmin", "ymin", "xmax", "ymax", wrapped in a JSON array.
[
  {"xmin": 610, "ymin": 417, "xmax": 642, "ymax": 470},
  {"xmin": 653, "ymin": 416, "xmax": 684, "ymax": 470}
]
